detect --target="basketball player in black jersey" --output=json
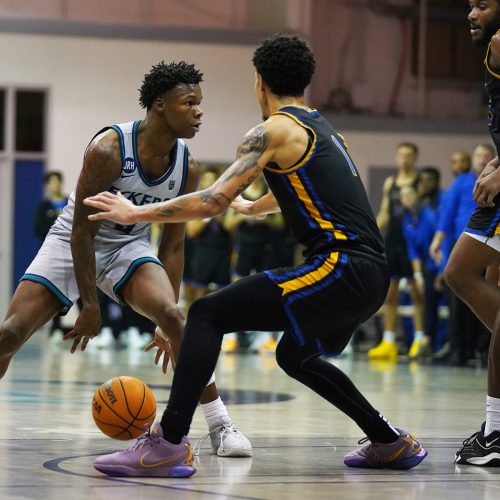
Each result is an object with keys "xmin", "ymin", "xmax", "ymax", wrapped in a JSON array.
[
  {"xmin": 370, "ymin": 143, "xmax": 425, "ymax": 361},
  {"xmin": 85, "ymin": 34, "xmax": 427, "ymax": 477},
  {"xmin": 447, "ymin": 1, "xmax": 500, "ymax": 466}
]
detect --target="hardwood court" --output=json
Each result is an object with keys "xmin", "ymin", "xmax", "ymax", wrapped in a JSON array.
[{"xmin": 1, "ymin": 332, "xmax": 499, "ymax": 500}]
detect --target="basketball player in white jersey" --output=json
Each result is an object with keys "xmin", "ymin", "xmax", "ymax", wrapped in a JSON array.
[{"xmin": 0, "ymin": 61, "xmax": 251, "ymax": 457}]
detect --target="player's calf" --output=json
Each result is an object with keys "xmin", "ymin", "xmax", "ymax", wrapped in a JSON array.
[{"xmin": 0, "ymin": 320, "xmax": 28, "ymax": 378}]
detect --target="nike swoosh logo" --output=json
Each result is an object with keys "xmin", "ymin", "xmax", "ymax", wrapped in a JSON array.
[
  {"xmin": 486, "ymin": 438, "xmax": 499, "ymax": 447},
  {"xmin": 140, "ymin": 446, "xmax": 189, "ymax": 468}
]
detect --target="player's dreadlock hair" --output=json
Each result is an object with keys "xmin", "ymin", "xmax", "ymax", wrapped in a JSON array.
[
  {"xmin": 252, "ymin": 34, "xmax": 315, "ymax": 97},
  {"xmin": 139, "ymin": 61, "xmax": 203, "ymax": 109}
]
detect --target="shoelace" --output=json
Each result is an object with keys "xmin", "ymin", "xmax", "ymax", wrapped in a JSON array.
[
  {"xmin": 193, "ymin": 422, "xmax": 239, "ymax": 456},
  {"xmin": 357, "ymin": 436, "xmax": 370, "ymax": 445},
  {"xmin": 129, "ymin": 429, "xmax": 162, "ymax": 451},
  {"xmin": 456, "ymin": 430, "xmax": 481, "ymax": 456}
]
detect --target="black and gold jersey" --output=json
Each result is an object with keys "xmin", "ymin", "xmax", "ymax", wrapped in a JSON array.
[
  {"xmin": 485, "ymin": 43, "xmax": 500, "ymax": 156},
  {"xmin": 263, "ymin": 106, "xmax": 385, "ymax": 262},
  {"xmin": 466, "ymin": 43, "xmax": 500, "ymax": 237}
]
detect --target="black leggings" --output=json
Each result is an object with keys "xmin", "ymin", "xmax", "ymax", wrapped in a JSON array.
[{"xmin": 161, "ymin": 273, "xmax": 398, "ymax": 444}]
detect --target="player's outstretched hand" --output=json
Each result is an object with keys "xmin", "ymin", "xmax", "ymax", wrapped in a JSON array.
[
  {"xmin": 230, "ymin": 195, "xmax": 266, "ymax": 220},
  {"xmin": 474, "ymin": 163, "xmax": 500, "ymax": 207},
  {"xmin": 144, "ymin": 327, "xmax": 176, "ymax": 374},
  {"xmin": 63, "ymin": 304, "xmax": 101, "ymax": 353},
  {"xmin": 84, "ymin": 191, "xmax": 137, "ymax": 224}
]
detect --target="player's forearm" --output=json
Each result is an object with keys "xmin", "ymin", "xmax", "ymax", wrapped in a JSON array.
[
  {"xmin": 134, "ymin": 190, "xmax": 225, "ymax": 224},
  {"xmin": 251, "ymin": 192, "xmax": 281, "ymax": 215},
  {"xmin": 71, "ymin": 228, "xmax": 100, "ymax": 308}
]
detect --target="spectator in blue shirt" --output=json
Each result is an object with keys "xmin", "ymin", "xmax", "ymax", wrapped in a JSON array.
[
  {"xmin": 401, "ymin": 167, "xmax": 442, "ymax": 358},
  {"xmin": 430, "ymin": 145, "xmax": 495, "ymax": 365}
]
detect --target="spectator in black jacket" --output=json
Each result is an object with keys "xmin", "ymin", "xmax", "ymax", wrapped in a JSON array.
[
  {"xmin": 34, "ymin": 171, "xmax": 69, "ymax": 341},
  {"xmin": 34, "ymin": 171, "xmax": 68, "ymax": 240}
]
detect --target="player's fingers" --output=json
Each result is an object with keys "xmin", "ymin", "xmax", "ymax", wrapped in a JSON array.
[
  {"xmin": 162, "ymin": 353, "xmax": 169, "ymax": 374},
  {"xmin": 170, "ymin": 350, "xmax": 176, "ymax": 370},
  {"xmin": 63, "ymin": 329, "xmax": 77, "ymax": 341},
  {"xmin": 81, "ymin": 337, "xmax": 90, "ymax": 352},
  {"xmin": 155, "ymin": 348, "xmax": 163, "ymax": 366},
  {"xmin": 84, "ymin": 199, "xmax": 109, "ymax": 210},
  {"xmin": 89, "ymin": 212, "xmax": 106, "ymax": 220},
  {"xmin": 144, "ymin": 341, "xmax": 155, "ymax": 352},
  {"xmin": 70, "ymin": 336, "xmax": 82, "ymax": 354},
  {"xmin": 485, "ymin": 192, "xmax": 496, "ymax": 207}
]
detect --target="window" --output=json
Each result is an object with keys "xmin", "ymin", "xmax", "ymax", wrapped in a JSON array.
[{"xmin": 15, "ymin": 90, "xmax": 45, "ymax": 152}]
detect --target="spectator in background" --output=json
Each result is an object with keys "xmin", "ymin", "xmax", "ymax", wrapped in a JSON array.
[
  {"xmin": 222, "ymin": 176, "xmax": 276, "ymax": 353},
  {"xmin": 34, "ymin": 171, "xmax": 69, "ymax": 341},
  {"xmin": 400, "ymin": 167, "xmax": 442, "ymax": 358},
  {"xmin": 430, "ymin": 144, "xmax": 495, "ymax": 365},
  {"xmin": 187, "ymin": 169, "xmax": 233, "ymax": 300},
  {"xmin": 34, "ymin": 171, "xmax": 68, "ymax": 241},
  {"xmin": 416, "ymin": 167, "xmax": 446, "ymax": 356},
  {"xmin": 369, "ymin": 143, "xmax": 423, "ymax": 361},
  {"xmin": 450, "ymin": 151, "xmax": 472, "ymax": 178}
]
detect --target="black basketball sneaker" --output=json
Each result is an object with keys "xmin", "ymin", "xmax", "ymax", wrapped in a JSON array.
[{"xmin": 455, "ymin": 422, "xmax": 500, "ymax": 466}]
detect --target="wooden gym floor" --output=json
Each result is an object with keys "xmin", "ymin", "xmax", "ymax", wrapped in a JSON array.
[{"xmin": 1, "ymin": 329, "xmax": 499, "ymax": 500}]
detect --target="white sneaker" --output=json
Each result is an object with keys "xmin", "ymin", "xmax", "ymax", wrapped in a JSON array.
[
  {"xmin": 49, "ymin": 329, "xmax": 64, "ymax": 345},
  {"xmin": 93, "ymin": 327, "xmax": 115, "ymax": 349},
  {"xmin": 126, "ymin": 327, "xmax": 146, "ymax": 349},
  {"xmin": 209, "ymin": 418, "xmax": 253, "ymax": 457}
]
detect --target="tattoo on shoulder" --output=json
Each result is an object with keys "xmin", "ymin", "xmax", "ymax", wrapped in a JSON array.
[
  {"xmin": 237, "ymin": 125, "xmax": 270, "ymax": 157},
  {"xmin": 222, "ymin": 126, "xmax": 269, "ymax": 182}
]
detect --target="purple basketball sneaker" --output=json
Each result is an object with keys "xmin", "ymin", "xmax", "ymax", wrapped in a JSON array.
[
  {"xmin": 94, "ymin": 422, "xmax": 195, "ymax": 477},
  {"xmin": 344, "ymin": 429, "xmax": 427, "ymax": 469}
]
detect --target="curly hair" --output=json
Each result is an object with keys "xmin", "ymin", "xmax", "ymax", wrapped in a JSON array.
[
  {"xmin": 139, "ymin": 61, "xmax": 203, "ymax": 109},
  {"xmin": 252, "ymin": 34, "xmax": 315, "ymax": 97}
]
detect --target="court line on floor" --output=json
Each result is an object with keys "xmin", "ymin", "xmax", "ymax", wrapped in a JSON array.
[{"xmin": 42, "ymin": 453, "xmax": 266, "ymax": 500}]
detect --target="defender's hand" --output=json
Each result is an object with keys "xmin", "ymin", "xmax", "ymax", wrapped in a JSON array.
[
  {"xmin": 63, "ymin": 305, "xmax": 101, "ymax": 353},
  {"xmin": 144, "ymin": 327, "xmax": 176, "ymax": 374},
  {"xmin": 84, "ymin": 191, "xmax": 138, "ymax": 224},
  {"xmin": 474, "ymin": 164, "xmax": 500, "ymax": 207},
  {"xmin": 230, "ymin": 196, "xmax": 266, "ymax": 220}
]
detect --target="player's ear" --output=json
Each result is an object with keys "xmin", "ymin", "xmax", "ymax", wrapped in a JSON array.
[
  {"xmin": 255, "ymin": 73, "xmax": 265, "ymax": 92},
  {"xmin": 154, "ymin": 97, "xmax": 165, "ymax": 113}
]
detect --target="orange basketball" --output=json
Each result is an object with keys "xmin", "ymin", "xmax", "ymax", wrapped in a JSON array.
[{"xmin": 92, "ymin": 376, "xmax": 156, "ymax": 440}]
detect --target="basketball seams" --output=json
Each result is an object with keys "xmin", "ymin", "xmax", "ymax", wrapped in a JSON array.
[
  {"xmin": 96, "ymin": 386, "xmax": 150, "ymax": 437},
  {"xmin": 97, "ymin": 387, "xmax": 131, "ymax": 426},
  {"xmin": 118, "ymin": 377, "xmax": 145, "ymax": 420},
  {"xmin": 92, "ymin": 415, "xmax": 133, "ymax": 440},
  {"xmin": 92, "ymin": 377, "xmax": 156, "ymax": 440}
]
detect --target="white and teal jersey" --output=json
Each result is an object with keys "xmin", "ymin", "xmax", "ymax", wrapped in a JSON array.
[{"xmin": 51, "ymin": 120, "xmax": 189, "ymax": 247}]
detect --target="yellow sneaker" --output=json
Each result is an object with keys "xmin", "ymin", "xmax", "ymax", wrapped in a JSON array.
[
  {"xmin": 258, "ymin": 338, "xmax": 278, "ymax": 354},
  {"xmin": 367, "ymin": 340, "xmax": 397, "ymax": 360},
  {"xmin": 221, "ymin": 337, "xmax": 239, "ymax": 353},
  {"xmin": 408, "ymin": 336, "xmax": 431, "ymax": 359},
  {"xmin": 408, "ymin": 339, "xmax": 421, "ymax": 359}
]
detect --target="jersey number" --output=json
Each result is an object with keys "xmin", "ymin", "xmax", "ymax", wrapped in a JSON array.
[{"xmin": 331, "ymin": 134, "xmax": 358, "ymax": 177}]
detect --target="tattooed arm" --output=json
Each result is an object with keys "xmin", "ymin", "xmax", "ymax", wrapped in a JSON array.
[
  {"xmin": 65, "ymin": 130, "xmax": 122, "ymax": 352},
  {"xmin": 85, "ymin": 124, "xmax": 273, "ymax": 224}
]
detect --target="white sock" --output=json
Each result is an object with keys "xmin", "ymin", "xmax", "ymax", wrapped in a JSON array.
[
  {"xmin": 413, "ymin": 330, "xmax": 424, "ymax": 342},
  {"xmin": 485, "ymin": 395, "xmax": 500, "ymax": 436},
  {"xmin": 201, "ymin": 396, "xmax": 230, "ymax": 430},
  {"xmin": 383, "ymin": 331, "xmax": 395, "ymax": 343}
]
